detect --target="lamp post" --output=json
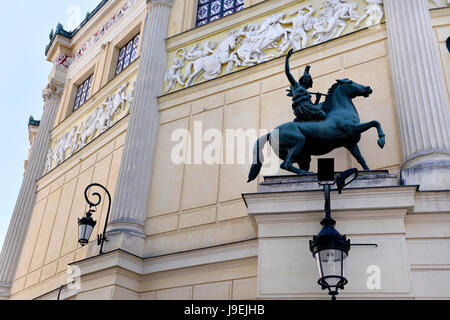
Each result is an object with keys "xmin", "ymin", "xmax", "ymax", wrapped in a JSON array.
[
  {"xmin": 310, "ymin": 159, "xmax": 358, "ymax": 300},
  {"xmin": 77, "ymin": 183, "xmax": 112, "ymax": 255}
]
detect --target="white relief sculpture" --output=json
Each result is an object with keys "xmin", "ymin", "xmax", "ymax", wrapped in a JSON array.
[
  {"xmin": 102, "ymin": 82, "xmax": 130, "ymax": 125},
  {"xmin": 430, "ymin": 0, "xmax": 440, "ymax": 6},
  {"xmin": 164, "ymin": 1, "xmax": 370, "ymax": 92},
  {"xmin": 185, "ymin": 41, "xmax": 217, "ymax": 60},
  {"xmin": 355, "ymin": 0, "xmax": 384, "ymax": 28},
  {"xmin": 312, "ymin": 0, "xmax": 360, "ymax": 44},
  {"xmin": 77, "ymin": 107, "xmax": 102, "ymax": 149},
  {"xmin": 52, "ymin": 125, "xmax": 78, "ymax": 166},
  {"xmin": 279, "ymin": 6, "xmax": 316, "ymax": 54},
  {"xmin": 430, "ymin": 0, "xmax": 450, "ymax": 6},
  {"xmin": 229, "ymin": 14, "xmax": 288, "ymax": 68},
  {"xmin": 44, "ymin": 149, "xmax": 53, "ymax": 173},
  {"xmin": 183, "ymin": 31, "xmax": 241, "ymax": 87},
  {"xmin": 229, "ymin": 24, "xmax": 262, "ymax": 67},
  {"xmin": 164, "ymin": 49, "xmax": 186, "ymax": 92},
  {"xmin": 124, "ymin": 82, "xmax": 135, "ymax": 115},
  {"xmin": 244, "ymin": 13, "xmax": 288, "ymax": 62},
  {"xmin": 44, "ymin": 81, "xmax": 136, "ymax": 173}
]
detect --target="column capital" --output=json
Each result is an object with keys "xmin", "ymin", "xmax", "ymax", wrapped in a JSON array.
[
  {"xmin": 146, "ymin": 0, "xmax": 174, "ymax": 9},
  {"xmin": 42, "ymin": 80, "xmax": 64, "ymax": 103}
]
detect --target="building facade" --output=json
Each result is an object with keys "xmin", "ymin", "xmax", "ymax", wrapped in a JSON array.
[{"xmin": 0, "ymin": 0, "xmax": 449, "ymax": 300}]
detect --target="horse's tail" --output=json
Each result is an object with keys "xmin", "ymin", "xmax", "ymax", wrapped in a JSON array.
[{"xmin": 248, "ymin": 133, "xmax": 271, "ymax": 183}]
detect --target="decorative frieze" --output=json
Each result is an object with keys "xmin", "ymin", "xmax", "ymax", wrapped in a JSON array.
[
  {"xmin": 44, "ymin": 80, "xmax": 136, "ymax": 174},
  {"xmin": 164, "ymin": 0, "xmax": 386, "ymax": 93},
  {"xmin": 429, "ymin": 0, "xmax": 450, "ymax": 8},
  {"xmin": 52, "ymin": 0, "xmax": 140, "ymax": 69}
]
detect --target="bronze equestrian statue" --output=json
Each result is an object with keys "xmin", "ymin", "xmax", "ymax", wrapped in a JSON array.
[{"xmin": 248, "ymin": 49, "xmax": 385, "ymax": 182}]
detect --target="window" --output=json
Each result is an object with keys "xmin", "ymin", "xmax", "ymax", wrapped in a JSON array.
[
  {"xmin": 196, "ymin": 0, "xmax": 244, "ymax": 27},
  {"xmin": 115, "ymin": 34, "xmax": 140, "ymax": 76},
  {"xmin": 73, "ymin": 75, "xmax": 93, "ymax": 111}
]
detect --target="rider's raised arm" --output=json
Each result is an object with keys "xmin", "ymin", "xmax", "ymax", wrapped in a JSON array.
[{"xmin": 285, "ymin": 49, "xmax": 298, "ymax": 87}]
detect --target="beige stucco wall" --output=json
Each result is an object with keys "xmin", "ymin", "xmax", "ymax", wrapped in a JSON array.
[
  {"xmin": 7, "ymin": 1, "xmax": 449, "ymax": 300},
  {"xmin": 147, "ymin": 25, "xmax": 403, "ymax": 258},
  {"xmin": 10, "ymin": 122, "xmax": 127, "ymax": 300},
  {"xmin": 9, "ymin": 0, "xmax": 144, "ymax": 300}
]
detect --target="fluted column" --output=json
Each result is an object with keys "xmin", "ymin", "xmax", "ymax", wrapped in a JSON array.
[
  {"xmin": 384, "ymin": 0, "xmax": 450, "ymax": 190},
  {"xmin": 0, "ymin": 81, "xmax": 63, "ymax": 299},
  {"xmin": 108, "ymin": 0, "xmax": 174, "ymax": 237}
]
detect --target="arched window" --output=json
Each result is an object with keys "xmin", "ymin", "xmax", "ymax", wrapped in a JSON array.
[{"xmin": 196, "ymin": 0, "xmax": 244, "ymax": 27}]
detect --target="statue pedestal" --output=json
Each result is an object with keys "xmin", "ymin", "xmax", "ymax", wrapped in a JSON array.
[{"xmin": 243, "ymin": 171, "xmax": 419, "ymax": 299}]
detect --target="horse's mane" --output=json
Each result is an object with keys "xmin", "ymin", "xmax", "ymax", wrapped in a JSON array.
[{"xmin": 322, "ymin": 81, "xmax": 341, "ymax": 113}]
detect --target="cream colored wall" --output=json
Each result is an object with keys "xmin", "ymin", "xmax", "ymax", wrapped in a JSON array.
[
  {"xmin": 147, "ymin": 25, "xmax": 403, "ymax": 264},
  {"xmin": 139, "ymin": 258, "xmax": 257, "ymax": 300},
  {"xmin": 11, "ymin": 1, "xmax": 448, "ymax": 300},
  {"xmin": 10, "ymin": 122, "xmax": 127, "ymax": 300},
  {"xmin": 9, "ymin": 0, "xmax": 147, "ymax": 300}
]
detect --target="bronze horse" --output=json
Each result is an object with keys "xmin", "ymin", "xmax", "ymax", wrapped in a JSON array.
[{"xmin": 248, "ymin": 76, "xmax": 385, "ymax": 182}]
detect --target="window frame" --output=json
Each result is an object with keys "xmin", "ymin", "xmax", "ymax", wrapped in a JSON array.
[
  {"xmin": 73, "ymin": 74, "xmax": 94, "ymax": 112},
  {"xmin": 115, "ymin": 33, "xmax": 140, "ymax": 77},
  {"xmin": 195, "ymin": 0, "xmax": 245, "ymax": 27}
]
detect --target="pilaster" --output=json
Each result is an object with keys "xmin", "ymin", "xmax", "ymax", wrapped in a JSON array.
[
  {"xmin": 0, "ymin": 80, "xmax": 64, "ymax": 300},
  {"xmin": 106, "ymin": 0, "xmax": 175, "ymax": 253},
  {"xmin": 384, "ymin": 0, "xmax": 450, "ymax": 190}
]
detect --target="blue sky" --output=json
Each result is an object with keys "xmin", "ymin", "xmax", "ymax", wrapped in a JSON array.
[{"xmin": 0, "ymin": 1, "xmax": 101, "ymax": 251}]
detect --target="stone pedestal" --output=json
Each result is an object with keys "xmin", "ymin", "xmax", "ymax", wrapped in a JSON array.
[
  {"xmin": 243, "ymin": 172, "xmax": 418, "ymax": 299},
  {"xmin": 384, "ymin": 0, "xmax": 450, "ymax": 191}
]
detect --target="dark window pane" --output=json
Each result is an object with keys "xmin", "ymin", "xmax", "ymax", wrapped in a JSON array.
[
  {"xmin": 133, "ymin": 34, "xmax": 140, "ymax": 48},
  {"xmin": 196, "ymin": 0, "xmax": 243, "ymax": 27},
  {"xmin": 131, "ymin": 48, "xmax": 138, "ymax": 62},
  {"xmin": 126, "ymin": 41, "xmax": 133, "ymax": 54},
  {"xmin": 119, "ymin": 47, "xmax": 126, "ymax": 59},
  {"xmin": 116, "ymin": 61, "xmax": 123, "ymax": 75},
  {"xmin": 116, "ymin": 33, "xmax": 140, "ymax": 76},
  {"xmin": 73, "ymin": 74, "xmax": 93, "ymax": 111},
  {"xmin": 123, "ymin": 55, "xmax": 131, "ymax": 69}
]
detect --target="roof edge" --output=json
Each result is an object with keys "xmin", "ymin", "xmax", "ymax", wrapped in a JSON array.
[{"xmin": 45, "ymin": 0, "xmax": 109, "ymax": 56}]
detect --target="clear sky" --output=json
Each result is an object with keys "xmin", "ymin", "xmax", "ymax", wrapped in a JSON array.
[{"xmin": 0, "ymin": 1, "xmax": 102, "ymax": 252}]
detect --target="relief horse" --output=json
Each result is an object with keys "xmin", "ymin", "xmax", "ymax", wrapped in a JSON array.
[
  {"xmin": 248, "ymin": 79, "xmax": 386, "ymax": 182},
  {"xmin": 183, "ymin": 31, "xmax": 240, "ymax": 87}
]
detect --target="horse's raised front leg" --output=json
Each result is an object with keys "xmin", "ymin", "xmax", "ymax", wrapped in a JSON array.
[
  {"xmin": 352, "ymin": 121, "xmax": 386, "ymax": 149},
  {"xmin": 346, "ymin": 144, "xmax": 370, "ymax": 171}
]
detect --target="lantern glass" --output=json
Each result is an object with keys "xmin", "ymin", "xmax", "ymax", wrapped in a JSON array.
[
  {"xmin": 78, "ymin": 212, "xmax": 96, "ymax": 246},
  {"xmin": 315, "ymin": 249, "xmax": 347, "ymax": 289},
  {"xmin": 78, "ymin": 224, "xmax": 94, "ymax": 245}
]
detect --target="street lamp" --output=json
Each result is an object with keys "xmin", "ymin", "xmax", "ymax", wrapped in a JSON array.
[
  {"xmin": 310, "ymin": 159, "xmax": 357, "ymax": 300},
  {"xmin": 77, "ymin": 183, "xmax": 112, "ymax": 255}
]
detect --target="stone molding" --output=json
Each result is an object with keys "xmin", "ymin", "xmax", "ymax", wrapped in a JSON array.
[{"xmin": 71, "ymin": 239, "xmax": 258, "ymax": 278}]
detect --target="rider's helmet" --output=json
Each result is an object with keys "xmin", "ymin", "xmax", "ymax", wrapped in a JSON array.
[{"xmin": 299, "ymin": 65, "xmax": 313, "ymax": 89}]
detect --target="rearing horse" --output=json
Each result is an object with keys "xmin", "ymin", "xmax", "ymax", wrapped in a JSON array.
[{"xmin": 248, "ymin": 78, "xmax": 386, "ymax": 182}]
